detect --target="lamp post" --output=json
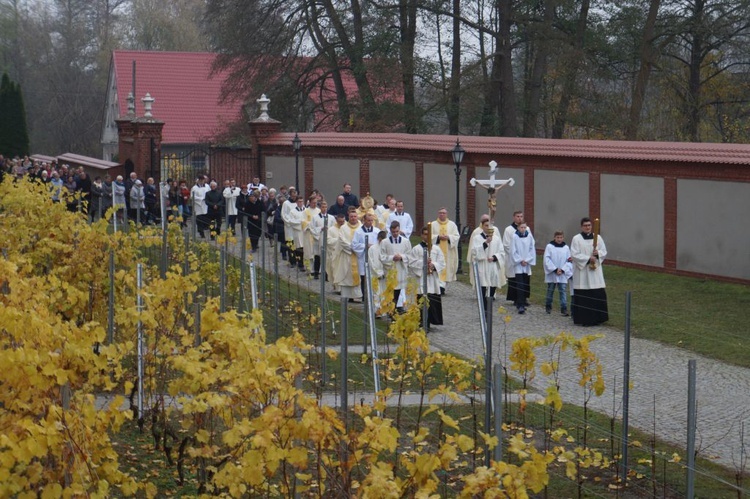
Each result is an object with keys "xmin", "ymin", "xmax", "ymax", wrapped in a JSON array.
[
  {"xmin": 452, "ymin": 139, "xmax": 466, "ymax": 274},
  {"xmin": 292, "ymin": 133, "xmax": 302, "ymax": 194}
]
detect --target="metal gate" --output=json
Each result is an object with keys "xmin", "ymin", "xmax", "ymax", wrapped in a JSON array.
[{"xmin": 160, "ymin": 147, "xmax": 257, "ymax": 185}]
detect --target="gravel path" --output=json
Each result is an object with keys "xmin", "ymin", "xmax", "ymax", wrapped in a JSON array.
[{"xmin": 251, "ymin": 240, "xmax": 750, "ymax": 469}]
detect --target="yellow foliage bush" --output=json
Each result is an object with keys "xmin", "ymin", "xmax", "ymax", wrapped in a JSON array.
[{"xmin": 0, "ymin": 177, "xmax": 609, "ymax": 496}]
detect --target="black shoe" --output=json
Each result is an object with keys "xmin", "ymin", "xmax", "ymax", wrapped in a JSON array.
[
  {"xmin": 561, "ymin": 310, "xmax": 569, "ymax": 317},
  {"xmin": 313, "ymin": 274, "xmax": 320, "ymax": 280},
  {"xmin": 545, "ymin": 307, "xmax": 551, "ymax": 314}
]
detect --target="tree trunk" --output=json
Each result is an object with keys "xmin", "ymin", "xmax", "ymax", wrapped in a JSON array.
[
  {"xmin": 497, "ymin": 0, "xmax": 518, "ymax": 136},
  {"xmin": 447, "ymin": 0, "xmax": 461, "ymax": 135},
  {"xmin": 478, "ymin": 0, "xmax": 496, "ymax": 135},
  {"xmin": 551, "ymin": 0, "xmax": 590, "ymax": 139},
  {"xmin": 685, "ymin": 0, "xmax": 704, "ymax": 142},
  {"xmin": 625, "ymin": 0, "xmax": 661, "ymax": 140},
  {"xmin": 320, "ymin": 0, "xmax": 378, "ymax": 123},
  {"xmin": 399, "ymin": 0, "xmax": 419, "ymax": 133},
  {"xmin": 522, "ymin": 0, "xmax": 554, "ymax": 137},
  {"xmin": 307, "ymin": 4, "xmax": 352, "ymax": 130}
]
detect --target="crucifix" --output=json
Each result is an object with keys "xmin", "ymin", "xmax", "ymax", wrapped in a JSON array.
[{"xmin": 469, "ymin": 160, "xmax": 515, "ymax": 221}]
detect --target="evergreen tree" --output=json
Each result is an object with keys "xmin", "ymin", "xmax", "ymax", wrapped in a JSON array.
[
  {"xmin": 0, "ymin": 73, "xmax": 11, "ymax": 156},
  {"xmin": 0, "ymin": 74, "xmax": 30, "ymax": 157},
  {"xmin": 12, "ymin": 82, "xmax": 30, "ymax": 156}
]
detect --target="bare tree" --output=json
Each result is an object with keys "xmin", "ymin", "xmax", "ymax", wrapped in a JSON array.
[
  {"xmin": 663, "ymin": 0, "xmax": 750, "ymax": 141},
  {"xmin": 624, "ymin": 0, "xmax": 661, "ymax": 140}
]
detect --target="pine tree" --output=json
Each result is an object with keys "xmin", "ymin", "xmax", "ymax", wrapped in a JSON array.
[
  {"xmin": 12, "ymin": 82, "xmax": 30, "ymax": 156},
  {"xmin": 0, "ymin": 73, "xmax": 30, "ymax": 157},
  {"xmin": 0, "ymin": 73, "xmax": 12, "ymax": 156}
]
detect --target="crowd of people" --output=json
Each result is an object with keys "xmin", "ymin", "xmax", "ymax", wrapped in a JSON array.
[
  {"xmin": 1, "ymin": 154, "xmax": 609, "ymax": 328},
  {"xmin": 0, "ymin": 156, "xmax": 162, "ymax": 224}
]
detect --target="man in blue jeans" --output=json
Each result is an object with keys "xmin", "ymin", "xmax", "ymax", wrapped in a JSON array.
[{"xmin": 543, "ymin": 231, "xmax": 573, "ymax": 315}]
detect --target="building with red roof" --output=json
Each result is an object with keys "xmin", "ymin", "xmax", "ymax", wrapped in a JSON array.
[
  {"xmin": 102, "ymin": 50, "xmax": 245, "ymax": 161},
  {"xmin": 101, "ymin": 50, "xmax": 404, "ymax": 163}
]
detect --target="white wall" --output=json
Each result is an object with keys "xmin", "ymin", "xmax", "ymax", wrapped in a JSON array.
[
  {"xmin": 601, "ymin": 174, "xmax": 664, "ymax": 266},
  {"xmin": 677, "ymin": 179, "xmax": 750, "ymax": 279},
  {"xmin": 370, "ymin": 160, "xmax": 416, "ymax": 215},
  {"xmin": 534, "ymin": 170, "xmax": 589, "ymax": 247}
]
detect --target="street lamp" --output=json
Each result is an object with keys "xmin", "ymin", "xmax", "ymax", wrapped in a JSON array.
[
  {"xmin": 452, "ymin": 139, "xmax": 466, "ymax": 274},
  {"xmin": 292, "ymin": 132, "xmax": 302, "ymax": 194}
]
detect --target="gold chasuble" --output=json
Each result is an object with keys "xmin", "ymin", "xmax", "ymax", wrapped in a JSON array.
[
  {"xmin": 437, "ymin": 220, "xmax": 450, "ymax": 281},
  {"xmin": 345, "ymin": 221, "xmax": 360, "ymax": 286}
]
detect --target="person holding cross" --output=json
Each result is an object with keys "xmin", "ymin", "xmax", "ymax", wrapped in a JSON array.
[{"xmin": 469, "ymin": 160, "xmax": 515, "ymax": 222}]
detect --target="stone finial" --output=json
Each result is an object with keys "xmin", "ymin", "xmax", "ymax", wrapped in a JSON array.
[
  {"xmin": 257, "ymin": 94, "xmax": 271, "ymax": 121},
  {"xmin": 127, "ymin": 92, "xmax": 135, "ymax": 116},
  {"xmin": 141, "ymin": 93, "xmax": 155, "ymax": 118}
]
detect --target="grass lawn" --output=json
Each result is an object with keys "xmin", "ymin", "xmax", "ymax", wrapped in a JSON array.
[{"xmin": 451, "ymin": 240, "xmax": 750, "ymax": 368}]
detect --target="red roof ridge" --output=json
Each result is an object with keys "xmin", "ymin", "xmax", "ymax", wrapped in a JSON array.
[{"xmin": 258, "ymin": 132, "xmax": 750, "ymax": 164}]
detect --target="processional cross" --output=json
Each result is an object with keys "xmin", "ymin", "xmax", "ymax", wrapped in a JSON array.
[{"xmin": 469, "ymin": 160, "xmax": 515, "ymax": 221}]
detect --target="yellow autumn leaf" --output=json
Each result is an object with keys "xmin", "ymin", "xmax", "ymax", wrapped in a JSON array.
[{"xmin": 440, "ymin": 411, "xmax": 460, "ymax": 431}]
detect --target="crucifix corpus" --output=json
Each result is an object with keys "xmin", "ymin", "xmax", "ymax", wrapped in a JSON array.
[{"xmin": 469, "ymin": 160, "xmax": 515, "ymax": 221}]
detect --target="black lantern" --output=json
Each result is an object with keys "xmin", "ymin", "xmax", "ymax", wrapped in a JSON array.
[{"xmin": 452, "ymin": 139, "xmax": 466, "ymax": 274}]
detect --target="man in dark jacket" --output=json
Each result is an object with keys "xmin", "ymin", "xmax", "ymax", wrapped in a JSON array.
[
  {"xmin": 341, "ymin": 183, "xmax": 359, "ymax": 208},
  {"xmin": 327, "ymin": 195, "xmax": 349, "ymax": 218},
  {"xmin": 205, "ymin": 180, "xmax": 225, "ymax": 239}
]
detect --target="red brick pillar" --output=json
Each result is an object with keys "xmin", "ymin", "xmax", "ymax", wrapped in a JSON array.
[
  {"xmin": 664, "ymin": 177, "xmax": 678, "ymax": 269},
  {"xmin": 359, "ymin": 158, "xmax": 370, "ymax": 201},
  {"xmin": 524, "ymin": 166, "xmax": 535, "ymax": 229},
  {"xmin": 304, "ymin": 156, "xmax": 315, "ymax": 199},
  {"xmin": 117, "ymin": 118, "xmax": 164, "ymax": 180},
  {"xmin": 132, "ymin": 119, "xmax": 164, "ymax": 181},
  {"xmin": 415, "ymin": 161, "xmax": 424, "ymax": 230},
  {"xmin": 589, "ymin": 171, "xmax": 601, "ymax": 221},
  {"xmin": 116, "ymin": 118, "xmax": 134, "ymax": 176}
]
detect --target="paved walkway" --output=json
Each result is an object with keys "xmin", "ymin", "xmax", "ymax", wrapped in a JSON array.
[{"xmin": 246, "ymin": 240, "xmax": 749, "ymax": 469}]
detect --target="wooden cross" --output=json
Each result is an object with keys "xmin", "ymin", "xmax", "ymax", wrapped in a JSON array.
[{"xmin": 469, "ymin": 161, "xmax": 515, "ymax": 221}]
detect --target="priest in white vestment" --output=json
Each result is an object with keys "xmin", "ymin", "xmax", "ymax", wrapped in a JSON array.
[
  {"xmin": 570, "ymin": 217, "xmax": 608, "ymax": 326},
  {"xmin": 286, "ymin": 197, "xmax": 308, "ymax": 270},
  {"xmin": 303, "ymin": 196, "xmax": 321, "ymax": 274},
  {"xmin": 380, "ymin": 220, "xmax": 412, "ymax": 312},
  {"xmin": 471, "ymin": 219, "xmax": 506, "ymax": 312},
  {"xmin": 310, "ymin": 200, "xmax": 335, "ymax": 279},
  {"xmin": 467, "ymin": 215, "xmax": 499, "ymax": 288},
  {"xmin": 408, "ymin": 226, "xmax": 446, "ymax": 326},
  {"xmin": 352, "ymin": 213, "xmax": 378, "ymax": 298},
  {"xmin": 333, "ymin": 210, "xmax": 363, "ymax": 300},
  {"xmin": 326, "ymin": 213, "xmax": 345, "ymax": 290},
  {"xmin": 432, "ymin": 207, "xmax": 460, "ymax": 292},
  {"xmin": 367, "ymin": 231, "xmax": 388, "ymax": 316}
]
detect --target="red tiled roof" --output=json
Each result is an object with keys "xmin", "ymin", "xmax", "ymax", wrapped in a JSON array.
[
  {"xmin": 260, "ymin": 133, "xmax": 750, "ymax": 165},
  {"xmin": 112, "ymin": 51, "xmax": 406, "ymax": 141},
  {"xmin": 112, "ymin": 50, "xmax": 243, "ymax": 144}
]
